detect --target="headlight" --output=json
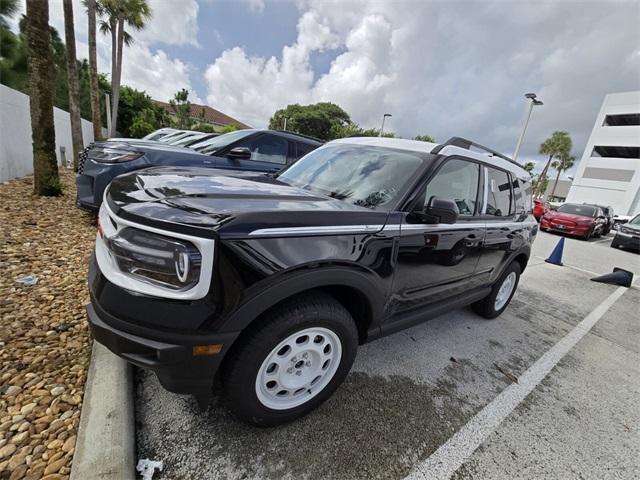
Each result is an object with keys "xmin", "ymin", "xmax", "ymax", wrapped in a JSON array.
[
  {"xmin": 89, "ymin": 146, "xmax": 143, "ymax": 163},
  {"xmin": 620, "ymin": 226, "xmax": 634, "ymax": 234},
  {"xmin": 105, "ymin": 227, "xmax": 202, "ymax": 290}
]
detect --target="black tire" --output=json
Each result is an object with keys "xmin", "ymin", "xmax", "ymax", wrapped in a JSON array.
[
  {"xmin": 220, "ymin": 292, "xmax": 358, "ymax": 426},
  {"xmin": 610, "ymin": 239, "xmax": 619, "ymax": 249},
  {"xmin": 472, "ymin": 262, "xmax": 521, "ymax": 319},
  {"xmin": 583, "ymin": 228, "xmax": 593, "ymax": 241}
]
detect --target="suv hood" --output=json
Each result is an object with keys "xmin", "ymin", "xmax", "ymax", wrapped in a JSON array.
[{"xmin": 106, "ymin": 167, "xmax": 388, "ymax": 237}]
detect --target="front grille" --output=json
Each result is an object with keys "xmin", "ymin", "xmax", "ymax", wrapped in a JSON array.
[{"xmin": 78, "ymin": 146, "xmax": 89, "ymax": 174}]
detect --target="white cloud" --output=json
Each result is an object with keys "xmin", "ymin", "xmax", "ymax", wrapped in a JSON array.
[
  {"xmin": 138, "ymin": 0, "xmax": 200, "ymax": 47},
  {"xmin": 203, "ymin": 0, "xmax": 640, "ymax": 164},
  {"xmin": 204, "ymin": 10, "xmax": 340, "ymax": 126},
  {"xmin": 35, "ymin": 0, "xmax": 200, "ymax": 103}
]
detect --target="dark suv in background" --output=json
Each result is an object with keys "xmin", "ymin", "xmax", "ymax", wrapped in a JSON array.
[
  {"xmin": 76, "ymin": 129, "xmax": 322, "ymax": 211},
  {"xmin": 86, "ymin": 136, "xmax": 536, "ymax": 426}
]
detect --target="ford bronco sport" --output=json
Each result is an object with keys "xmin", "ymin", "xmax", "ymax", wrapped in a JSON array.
[{"xmin": 87, "ymin": 136, "xmax": 536, "ymax": 426}]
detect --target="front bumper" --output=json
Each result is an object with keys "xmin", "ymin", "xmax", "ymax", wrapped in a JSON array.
[
  {"xmin": 87, "ymin": 302, "xmax": 237, "ymax": 394},
  {"xmin": 613, "ymin": 231, "xmax": 640, "ymax": 251},
  {"xmin": 540, "ymin": 219, "xmax": 591, "ymax": 237},
  {"xmin": 76, "ymin": 157, "xmax": 148, "ymax": 211},
  {"xmin": 87, "ymin": 255, "xmax": 240, "ymax": 395}
]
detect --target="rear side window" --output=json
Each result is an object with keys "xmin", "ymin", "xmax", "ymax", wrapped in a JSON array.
[
  {"xmin": 485, "ymin": 167, "xmax": 513, "ymax": 217},
  {"xmin": 511, "ymin": 176, "xmax": 531, "ymax": 213},
  {"xmin": 236, "ymin": 135, "xmax": 288, "ymax": 164},
  {"xmin": 521, "ymin": 178, "xmax": 533, "ymax": 213},
  {"xmin": 295, "ymin": 142, "xmax": 316, "ymax": 159}
]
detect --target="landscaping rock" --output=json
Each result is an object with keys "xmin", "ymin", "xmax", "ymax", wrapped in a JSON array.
[{"xmin": 0, "ymin": 172, "xmax": 94, "ymax": 480}]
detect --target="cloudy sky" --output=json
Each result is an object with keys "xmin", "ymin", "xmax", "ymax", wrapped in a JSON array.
[{"xmin": 10, "ymin": 0, "xmax": 640, "ymax": 173}]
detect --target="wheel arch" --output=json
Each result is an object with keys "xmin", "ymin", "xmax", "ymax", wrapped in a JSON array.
[{"xmin": 218, "ymin": 267, "xmax": 385, "ymax": 345}]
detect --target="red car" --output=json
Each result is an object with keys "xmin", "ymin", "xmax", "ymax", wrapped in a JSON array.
[
  {"xmin": 532, "ymin": 198, "xmax": 549, "ymax": 221},
  {"xmin": 540, "ymin": 203, "xmax": 607, "ymax": 240}
]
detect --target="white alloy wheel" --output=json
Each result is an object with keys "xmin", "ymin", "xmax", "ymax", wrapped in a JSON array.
[
  {"xmin": 494, "ymin": 271, "xmax": 517, "ymax": 311},
  {"xmin": 255, "ymin": 327, "xmax": 342, "ymax": 410}
]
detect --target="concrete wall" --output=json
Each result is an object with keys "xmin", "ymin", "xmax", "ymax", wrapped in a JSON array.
[
  {"xmin": 566, "ymin": 91, "xmax": 640, "ymax": 216},
  {"xmin": 0, "ymin": 84, "xmax": 103, "ymax": 182}
]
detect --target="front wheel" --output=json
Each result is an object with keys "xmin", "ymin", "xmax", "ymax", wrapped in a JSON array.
[
  {"xmin": 472, "ymin": 262, "xmax": 521, "ymax": 319},
  {"xmin": 221, "ymin": 292, "xmax": 358, "ymax": 426}
]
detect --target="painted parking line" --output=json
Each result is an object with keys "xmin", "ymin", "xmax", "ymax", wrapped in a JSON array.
[{"xmin": 404, "ymin": 286, "xmax": 627, "ymax": 480}]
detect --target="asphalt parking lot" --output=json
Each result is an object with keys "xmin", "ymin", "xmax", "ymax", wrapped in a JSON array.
[{"xmin": 135, "ymin": 230, "xmax": 640, "ymax": 480}]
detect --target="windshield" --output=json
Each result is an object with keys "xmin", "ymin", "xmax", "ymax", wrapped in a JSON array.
[
  {"xmin": 557, "ymin": 204, "xmax": 596, "ymax": 217},
  {"xmin": 195, "ymin": 130, "xmax": 255, "ymax": 153},
  {"xmin": 629, "ymin": 214, "xmax": 640, "ymax": 225},
  {"xmin": 277, "ymin": 144, "xmax": 424, "ymax": 209}
]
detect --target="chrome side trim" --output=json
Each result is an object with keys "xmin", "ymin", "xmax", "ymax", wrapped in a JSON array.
[
  {"xmin": 399, "ymin": 222, "xmax": 486, "ymax": 231},
  {"xmin": 96, "ymin": 201, "xmax": 215, "ymax": 300},
  {"xmin": 248, "ymin": 225, "xmax": 386, "ymax": 236}
]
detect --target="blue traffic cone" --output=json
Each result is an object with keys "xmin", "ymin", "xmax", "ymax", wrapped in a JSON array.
[{"xmin": 545, "ymin": 237, "xmax": 565, "ymax": 266}]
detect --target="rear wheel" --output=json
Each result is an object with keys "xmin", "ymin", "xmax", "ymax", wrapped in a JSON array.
[
  {"xmin": 472, "ymin": 262, "xmax": 521, "ymax": 319},
  {"xmin": 221, "ymin": 292, "xmax": 358, "ymax": 426}
]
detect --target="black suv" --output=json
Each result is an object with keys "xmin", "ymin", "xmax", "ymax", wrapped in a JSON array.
[
  {"xmin": 87, "ymin": 136, "xmax": 536, "ymax": 425},
  {"xmin": 76, "ymin": 129, "xmax": 322, "ymax": 211}
]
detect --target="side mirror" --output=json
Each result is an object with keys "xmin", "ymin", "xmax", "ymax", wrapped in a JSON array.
[
  {"xmin": 418, "ymin": 196, "xmax": 459, "ymax": 224},
  {"xmin": 227, "ymin": 147, "xmax": 251, "ymax": 160}
]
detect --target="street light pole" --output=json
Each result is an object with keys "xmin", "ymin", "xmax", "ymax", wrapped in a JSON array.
[
  {"xmin": 379, "ymin": 113, "xmax": 392, "ymax": 137},
  {"xmin": 513, "ymin": 93, "xmax": 543, "ymax": 162}
]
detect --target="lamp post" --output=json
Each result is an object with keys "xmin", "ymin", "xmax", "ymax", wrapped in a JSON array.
[
  {"xmin": 379, "ymin": 113, "xmax": 392, "ymax": 137},
  {"xmin": 513, "ymin": 93, "xmax": 543, "ymax": 162}
]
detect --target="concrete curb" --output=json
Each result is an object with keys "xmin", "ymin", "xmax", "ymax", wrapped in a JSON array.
[{"xmin": 71, "ymin": 342, "xmax": 136, "ymax": 480}]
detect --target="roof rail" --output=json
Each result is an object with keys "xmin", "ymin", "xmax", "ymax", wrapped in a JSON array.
[
  {"xmin": 272, "ymin": 130, "xmax": 324, "ymax": 144},
  {"xmin": 432, "ymin": 137, "xmax": 521, "ymax": 167}
]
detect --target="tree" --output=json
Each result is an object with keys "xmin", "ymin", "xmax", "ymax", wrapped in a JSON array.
[
  {"xmin": 26, "ymin": 0, "xmax": 61, "ymax": 195},
  {"xmin": 549, "ymin": 152, "xmax": 575, "ymax": 199},
  {"xmin": 523, "ymin": 161, "xmax": 535, "ymax": 173},
  {"xmin": 191, "ymin": 123, "xmax": 216, "ymax": 133},
  {"xmin": 269, "ymin": 102, "xmax": 352, "ymax": 141},
  {"xmin": 78, "ymin": 60, "xmax": 110, "ymax": 126},
  {"xmin": 169, "ymin": 88, "xmax": 191, "ymax": 129},
  {"xmin": 536, "ymin": 131, "xmax": 572, "ymax": 197},
  {"xmin": 85, "ymin": 0, "xmax": 103, "ymax": 140},
  {"xmin": 220, "ymin": 124, "xmax": 239, "ymax": 134},
  {"xmin": 413, "ymin": 134, "xmax": 436, "ymax": 142},
  {"xmin": 99, "ymin": 0, "xmax": 152, "ymax": 137},
  {"xmin": 63, "ymin": 0, "xmax": 84, "ymax": 170},
  {"xmin": 129, "ymin": 107, "xmax": 156, "ymax": 137},
  {"xmin": 0, "ymin": 0, "xmax": 20, "ymax": 84}
]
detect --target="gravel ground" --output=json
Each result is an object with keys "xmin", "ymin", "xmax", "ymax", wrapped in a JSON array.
[{"xmin": 0, "ymin": 171, "xmax": 95, "ymax": 480}]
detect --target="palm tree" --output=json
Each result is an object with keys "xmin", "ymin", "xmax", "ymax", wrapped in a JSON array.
[
  {"xmin": 549, "ymin": 152, "xmax": 575, "ymax": 199},
  {"xmin": 25, "ymin": 0, "xmax": 61, "ymax": 196},
  {"xmin": 85, "ymin": 0, "xmax": 103, "ymax": 141},
  {"xmin": 62, "ymin": 0, "xmax": 84, "ymax": 171},
  {"xmin": 99, "ymin": 0, "xmax": 152, "ymax": 137},
  {"xmin": 536, "ymin": 131, "xmax": 572, "ymax": 197}
]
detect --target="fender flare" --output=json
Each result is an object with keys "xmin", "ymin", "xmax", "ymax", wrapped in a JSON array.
[{"xmin": 217, "ymin": 266, "xmax": 386, "ymax": 334}]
